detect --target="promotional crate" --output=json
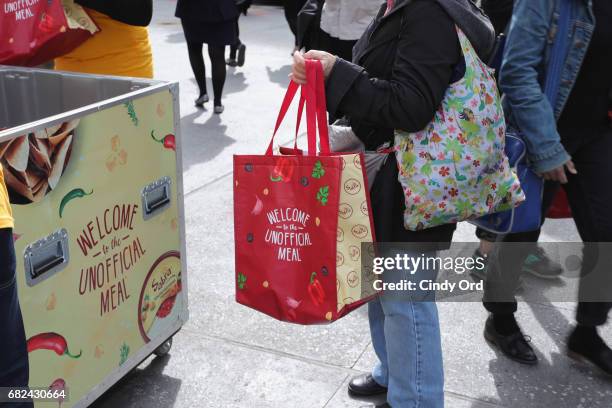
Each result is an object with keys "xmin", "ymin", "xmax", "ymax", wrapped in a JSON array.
[{"xmin": 0, "ymin": 67, "xmax": 188, "ymax": 407}]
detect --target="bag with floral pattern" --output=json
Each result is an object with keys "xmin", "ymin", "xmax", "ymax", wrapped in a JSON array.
[{"xmin": 394, "ymin": 27, "xmax": 525, "ymax": 231}]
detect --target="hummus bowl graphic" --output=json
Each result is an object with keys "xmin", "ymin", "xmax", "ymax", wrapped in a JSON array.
[{"xmin": 138, "ymin": 251, "xmax": 183, "ymax": 343}]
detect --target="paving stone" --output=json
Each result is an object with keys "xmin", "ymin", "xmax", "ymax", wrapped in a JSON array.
[{"xmin": 92, "ymin": 330, "xmax": 350, "ymax": 408}]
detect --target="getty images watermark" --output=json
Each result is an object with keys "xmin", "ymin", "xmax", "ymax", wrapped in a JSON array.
[
  {"xmin": 360, "ymin": 242, "xmax": 612, "ymax": 302},
  {"xmin": 371, "ymin": 252, "xmax": 486, "ymax": 293}
]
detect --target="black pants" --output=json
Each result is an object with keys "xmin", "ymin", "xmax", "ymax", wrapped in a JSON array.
[
  {"xmin": 317, "ymin": 29, "xmax": 356, "ymax": 62},
  {"xmin": 0, "ymin": 229, "xmax": 33, "ymax": 408},
  {"xmin": 284, "ymin": 0, "xmax": 308, "ymax": 45},
  {"xmin": 230, "ymin": 17, "xmax": 242, "ymax": 59},
  {"xmin": 484, "ymin": 129, "xmax": 612, "ymax": 326}
]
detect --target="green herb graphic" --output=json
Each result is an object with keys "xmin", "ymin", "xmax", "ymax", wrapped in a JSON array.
[
  {"xmin": 316, "ymin": 186, "xmax": 329, "ymax": 206},
  {"xmin": 237, "ymin": 273, "xmax": 247, "ymax": 290},
  {"xmin": 312, "ymin": 161, "xmax": 325, "ymax": 179},
  {"xmin": 124, "ymin": 101, "xmax": 138, "ymax": 126},
  {"xmin": 119, "ymin": 342, "xmax": 130, "ymax": 365}
]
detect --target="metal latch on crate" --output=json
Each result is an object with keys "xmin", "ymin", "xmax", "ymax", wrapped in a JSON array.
[
  {"xmin": 141, "ymin": 176, "xmax": 172, "ymax": 220},
  {"xmin": 24, "ymin": 229, "xmax": 70, "ymax": 287}
]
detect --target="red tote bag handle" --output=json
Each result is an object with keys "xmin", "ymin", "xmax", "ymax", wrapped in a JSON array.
[{"xmin": 265, "ymin": 59, "xmax": 330, "ymax": 156}]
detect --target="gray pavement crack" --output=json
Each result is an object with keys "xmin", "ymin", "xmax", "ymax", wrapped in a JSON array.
[{"xmin": 179, "ymin": 325, "xmax": 361, "ymax": 374}]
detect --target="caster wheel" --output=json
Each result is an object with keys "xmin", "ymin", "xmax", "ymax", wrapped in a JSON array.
[{"xmin": 154, "ymin": 337, "xmax": 173, "ymax": 357}]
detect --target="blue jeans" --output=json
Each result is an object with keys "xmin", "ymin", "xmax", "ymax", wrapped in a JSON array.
[
  {"xmin": 368, "ymin": 250, "xmax": 444, "ymax": 408},
  {"xmin": 0, "ymin": 229, "xmax": 33, "ymax": 408}
]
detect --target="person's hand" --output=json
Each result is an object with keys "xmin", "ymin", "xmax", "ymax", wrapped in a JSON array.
[
  {"xmin": 290, "ymin": 50, "xmax": 337, "ymax": 85},
  {"xmin": 539, "ymin": 160, "xmax": 577, "ymax": 184}
]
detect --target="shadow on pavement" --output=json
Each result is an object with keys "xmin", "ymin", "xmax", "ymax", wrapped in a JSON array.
[
  {"xmin": 179, "ymin": 111, "xmax": 234, "ymax": 172},
  {"xmin": 165, "ymin": 31, "xmax": 185, "ymax": 44},
  {"xmin": 347, "ymin": 393, "xmax": 388, "ymax": 407},
  {"xmin": 224, "ymin": 70, "xmax": 249, "ymax": 96},
  {"xmin": 470, "ymin": 295, "xmax": 612, "ymax": 408},
  {"xmin": 91, "ymin": 354, "xmax": 181, "ymax": 408},
  {"xmin": 266, "ymin": 65, "xmax": 292, "ymax": 87}
]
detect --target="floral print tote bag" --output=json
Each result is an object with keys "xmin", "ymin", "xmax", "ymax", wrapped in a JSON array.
[{"xmin": 394, "ymin": 27, "xmax": 525, "ymax": 231}]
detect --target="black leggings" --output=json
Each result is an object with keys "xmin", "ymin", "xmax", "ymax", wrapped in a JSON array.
[{"xmin": 186, "ymin": 42, "xmax": 226, "ymax": 106}]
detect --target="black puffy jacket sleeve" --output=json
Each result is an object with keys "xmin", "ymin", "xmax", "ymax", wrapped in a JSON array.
[
  {"xmin": 325, "ymin": 1, "xmax": 460, "ymax": 145},
  {"xmin": 76, "ymin": 0, "xmax": 153, "ymax": 27}
]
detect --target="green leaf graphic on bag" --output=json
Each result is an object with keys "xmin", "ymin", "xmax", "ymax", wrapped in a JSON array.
[
  {"xmin": 237, "ymin": 273, "xmax": 247, "ymax": 290},
  {"xmin": 312, "ymin": 161, "xmax": 325, "ymax": 179},
  {"xmin": 420, "ymin": 161, "xmax": 432, "ymax": 177},
  {"xmin": 316, "ymin": 186, "xmax": 329, "ymax": 205}
]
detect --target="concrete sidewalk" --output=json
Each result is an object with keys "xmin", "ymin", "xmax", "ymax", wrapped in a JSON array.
[{"xmin": 92, "ymin": 2, "xmax": 612, "ymax": 407}]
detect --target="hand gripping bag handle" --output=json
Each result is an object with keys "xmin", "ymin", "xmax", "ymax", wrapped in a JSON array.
[{"xmin": 265, "ymin": 59, "xmax": 330, "ymax": 156}]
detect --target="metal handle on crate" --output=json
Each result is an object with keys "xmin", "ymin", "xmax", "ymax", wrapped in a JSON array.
[
  {"xmin": 24, "ymin": 229, "xmax": 70, "ymax": 287},
  {"xmin": 141, "ymin": 176, "xmax": 172, "ymax": 220}
]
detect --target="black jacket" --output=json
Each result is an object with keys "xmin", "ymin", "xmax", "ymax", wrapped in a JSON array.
[
  {"xmin": 175, "ymin": 0, "xmax": 239, "ymax": 23},
  {"xmin": 481, "ymin": 0, "xmax": 514, "ymax": 34},
  {"xmin": 76, "ymin": 0, "xmax": 153, "ymax": 26},
  {"xmin": 325, "ymin": 0, "xmax": 494, "ymax": 243}
]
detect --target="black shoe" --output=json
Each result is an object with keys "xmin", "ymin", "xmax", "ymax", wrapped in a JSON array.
[
  {"xmin": 522, "ymin": 246, "xmax": 563, "ymax": 279},
  {"xmin": 567, "ymin": 326, "xmax": 612, "ymax": 376},
  {"xmin": 348, "ymin": 374, "xmax": 387, "ymax": 396},
  {"xmin": 226, "ymin": 58, "xmax": 238, "ymax": 67},
  {"xmin": 236, "ymin": 43, "xmax": 246, "ymax": 67},
  {"xmin": 484, "ymin": 315, "xmax": 538, "ymax": 365}
]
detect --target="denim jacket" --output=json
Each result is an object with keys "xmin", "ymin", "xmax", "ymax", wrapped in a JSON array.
[{"xmin": 499, "ymin": 0, "xmax": 595, "ymax": 173}]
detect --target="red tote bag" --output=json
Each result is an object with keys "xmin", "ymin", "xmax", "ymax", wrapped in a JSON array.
[
  {"xmin": 234, "ymin": 60, "xmax": 378, "ymax": 325},
  {"xmin": 0, "ymin": 0, "xmax": 98, "ymax": 67},
  {"xmin": 546, "ymin": 188, "xmax": 572, "ymax": 219}
]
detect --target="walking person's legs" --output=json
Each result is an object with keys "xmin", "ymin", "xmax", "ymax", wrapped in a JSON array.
[
  {"xmin": 228, "ymin": 17, "xmax": 246, "ymax": 67},
  {"xmin": 208, "ymin": 45, "xmax": 228, "ymax": 114},
  {"xmin": 482, "ymin": 181, "xmax": 560, "ymax": 365},
  {"xmin": 561, "ymin": 131, "xmax": 612, "ymax": 375},
  {"xmin": 0, "ymin": 229, "xmax": 33, "ymax": 408},
  {"xmin": 186, "ymin": 41, "xmax": 209, "ymax": 106}
]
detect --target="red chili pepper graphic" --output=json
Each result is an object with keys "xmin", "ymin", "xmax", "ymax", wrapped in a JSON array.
[
  {"xmin": 48, "ymin": 378, "xmax": 66, "ymax": 407},
  {"xmin": 308, "ymin": 272, "xmax": 326, "ymax": 306},
  {"xmin": 151, "ymin": 130, "xmax": 176, "ymax": 151},
  {"xmin": 38, "ymin": 13, "xmax": 55, "ymax": 33},
  {"xmin": 27, "ymin": 333, "xmax": 82, "ymax": 359},
  {"xmin": 270, "ymin": 157, "xmax": 294, "ymax": 182}
]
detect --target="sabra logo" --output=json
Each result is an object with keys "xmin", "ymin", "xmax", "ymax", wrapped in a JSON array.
[
  {"xmin": 347, "ymin": 271, "xmax": 359, "ymax": 288},
  {"xmin": 360, "ymin": 201, "xmax": 369, "ymax": 216},
  {"xmin": 351, "ymin": 224, "xmax": 369, "ymax": 239},
  {"xmin": 353, "ymin": 155, "xmax": 362, "ymax": 169},
  {"xmin": 264, "ymin": 207, "xmax": 313, "ymax": 262},
  {"xmin": 337, "ymin": 227, "xmax": 344, "ymax": 242},
  {"xmin": 338, "ymin": 203, "xmax": 353, "ymax": 219},
  {"xmin": 349, "ymin": 245, "xmax": 360, "ymax": 262},
  {"xmin": 337, "ymin": 252, "xmax": 344, "ymax": 267},
  {"xmin": 344, "ymin": 178, "xmax": 361, "ymax": 195}
]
